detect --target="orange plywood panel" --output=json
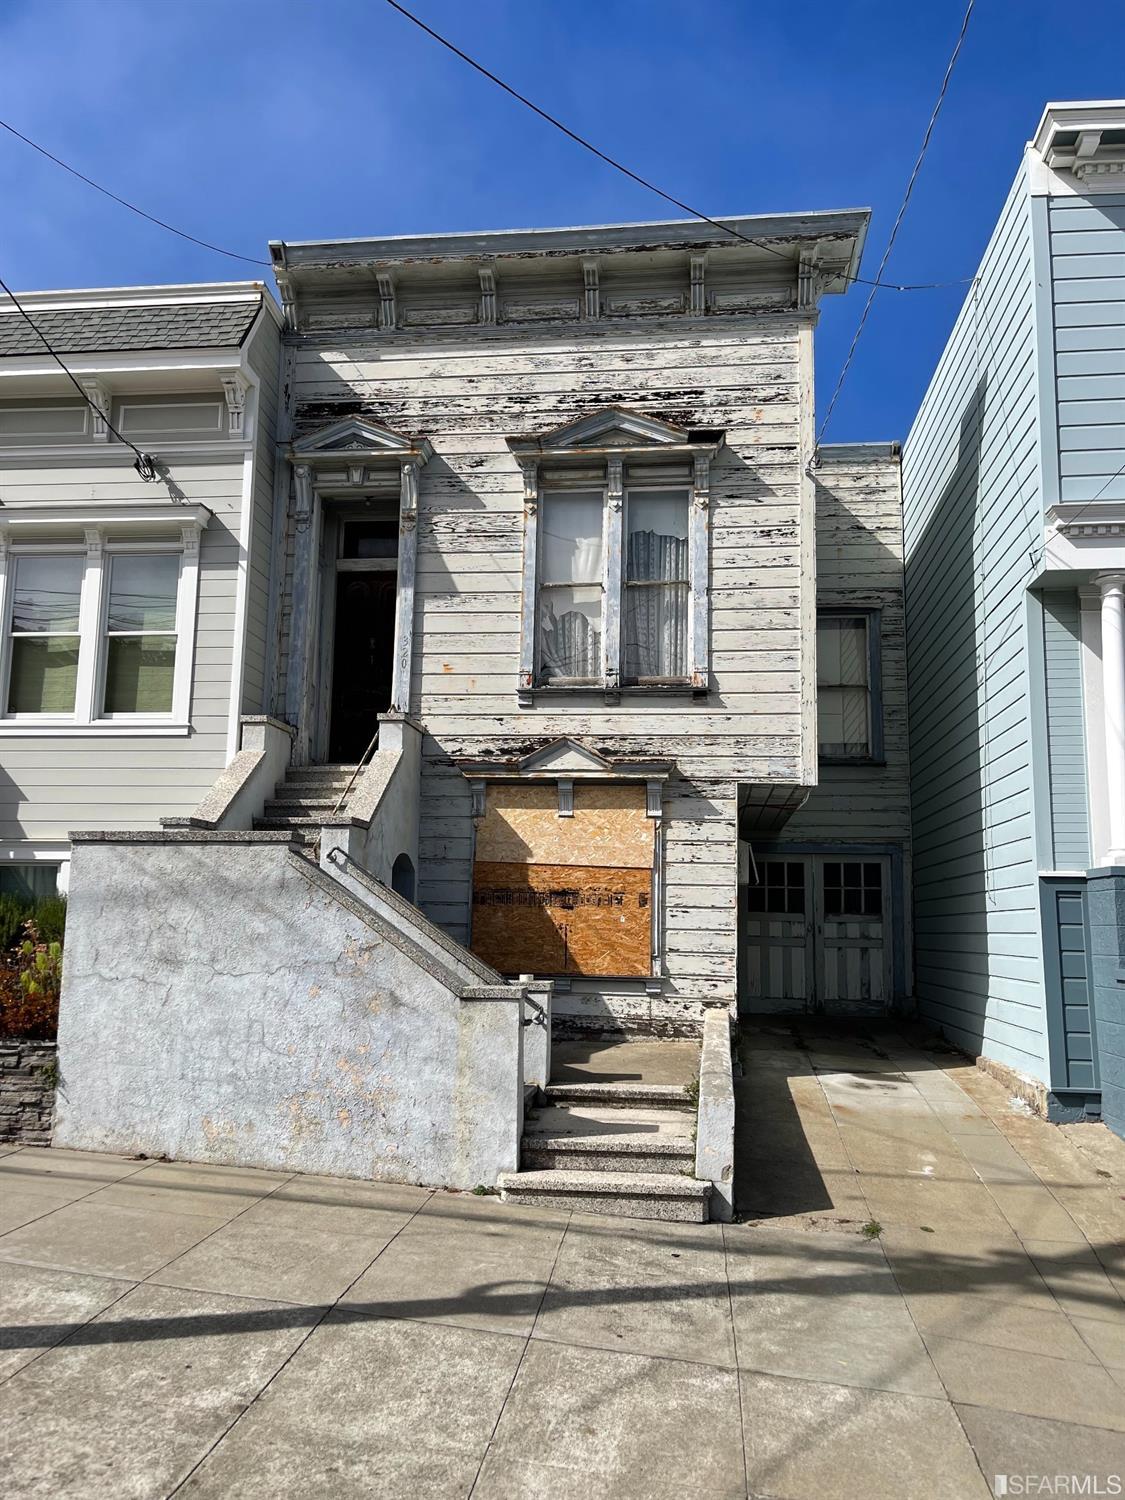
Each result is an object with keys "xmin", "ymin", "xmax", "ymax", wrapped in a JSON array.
[
  {"xmin": 471, "ymin": 860, "xmax": 652, "ymax": 977},
  {"xmin": 476, "ymin": 783, "xmax": 653, "ymax": 869}
]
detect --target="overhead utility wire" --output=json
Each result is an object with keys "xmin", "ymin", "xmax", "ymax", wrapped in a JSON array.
[
  {"xmin": 0, "ymin": 117, "xmax": 271, "ymax": 269},
  {"xmin": 383, "ymin": 0, "xmax": 972, "ymax": 295},
  {"xmin": 815, "ymin": 0, "xmax": 976, "ymax": 444},
  {"xmin": 0, "ymin": 270, "xmax": 158, "ymax": 480}
]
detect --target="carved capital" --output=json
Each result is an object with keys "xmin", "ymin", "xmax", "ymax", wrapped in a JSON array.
[
  {"xmin": 179, "ymin": 523, "xmax": 201, "ymax": 556},
  {"xmin": 80, "ymin": 379, "xmax": 111, "ymax": 442},
  {"xmin": 220, "ymin": 374, "xmax": 250, "ymax": 437},
  {"xmin": 582, "ymin": 259, "xmax": 600, "ymax": 320},
  {"xmin": 606, "ymin": 456, "xmax": 624, "ymax": 509},
  {"xmin": 693, "ymin": 453, "xmax": 711, "ymax": 508},
  {"xmin": 400, "ymin": 458, "xmax": 421, "ymax": 515},
  {"xmin": 479, "ymin": 266, "xmax": 498, "ymax": 326},
  {"xmin": 293, "ymin": 463, "xmax": 314, "ymax": 518},
  {"xmin": 798, "ymin": 247, "xmax": 821, "ymax": 310},
  {"xmin": 83, "ymin": 525, "xmax": 104, "ymax": 559},
  {"xmin": 377, "ymin": 271, "xmax": 397, "ymax": 331},
  {"xmin": 690, "ymin": 253, "xmax": 707, "ymax": 315},
  {"xmin": 519, "ymin": 459, "xmax": 539, "ymax": 508}
]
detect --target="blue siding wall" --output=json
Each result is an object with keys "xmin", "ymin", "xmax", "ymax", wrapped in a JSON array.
[
  {"xmin": 901, "ymin": 166, "xmax": 1049, "ymax": 1080},
  {"xmin": 1040, "ymin": 879, "xmax": 1098, "ymax": 1100},
  {"xmin": 1041, "ymin": 589, "xmax": 1090, "ymax": 869},
  {"xmin": 1051, "ymin": 192, "xmax": 1125, "ymax": 503}
]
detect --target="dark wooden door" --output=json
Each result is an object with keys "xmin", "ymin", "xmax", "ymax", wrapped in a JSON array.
[{"xmin": 328, "ymin": 573, "xmax": 396, "ymax": 763}]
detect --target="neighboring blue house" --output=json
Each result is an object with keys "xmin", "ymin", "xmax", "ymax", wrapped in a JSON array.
[{"xmin": 902, "ymin": 100, "xmax": 1125, "ymax": 1136}]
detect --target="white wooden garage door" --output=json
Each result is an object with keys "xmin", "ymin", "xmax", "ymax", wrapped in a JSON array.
[{"xmin": 743, "ymin": 855, "xmax": 892, "ymax": 1015}]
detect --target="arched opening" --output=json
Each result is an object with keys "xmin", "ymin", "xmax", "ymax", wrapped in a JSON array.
[{"xmin": 391, "ymin": 853, "xmax": 416, "ymax": 903}]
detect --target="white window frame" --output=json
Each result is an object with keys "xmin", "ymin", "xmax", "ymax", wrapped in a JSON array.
[
  {"xmin": 519, "ymin": 453, "xmax": 711, "ymax": 702},
  {"xmin": 0, "ymin": 518, "xmax": 203, "ymax": 736}
]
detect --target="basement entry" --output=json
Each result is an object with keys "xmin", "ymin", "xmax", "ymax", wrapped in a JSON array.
[{"xmin": 743, "ymin": 855, "xmax": 892, "ymax": 1014}]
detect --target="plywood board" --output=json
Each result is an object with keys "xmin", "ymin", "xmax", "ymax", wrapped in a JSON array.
[
  {"xmin": 472, "ymin": 860, "xmax": 652, "ymax": 977},
  {"xmin": 476, "ymin": 782, "xmax": 653, "ymax": 868}
]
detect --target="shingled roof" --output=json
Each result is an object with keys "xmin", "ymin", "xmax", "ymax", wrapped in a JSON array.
[{"xmin": 0, "ymin": 298, "xmax": 262, "ymax": 358}]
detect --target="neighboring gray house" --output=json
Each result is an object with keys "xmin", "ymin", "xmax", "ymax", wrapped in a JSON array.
[
  {"xmin": 0, "ymin": 281, "xmax": 282, "ymax": 894},
  {"xmin": 902, "ymin": 100, "xmax": 1125, "ymax": 1135}
]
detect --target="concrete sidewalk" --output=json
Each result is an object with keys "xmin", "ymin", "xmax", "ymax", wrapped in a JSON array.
[{"xmin": 0, "ymin": 1023, "xmax": 1122, "ymax": 1498}]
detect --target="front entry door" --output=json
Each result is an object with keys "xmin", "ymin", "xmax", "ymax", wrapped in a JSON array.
[
  {"xmin": 744, "ymin": 854, "xmax": 893, "ymax": 1014},
  {"xmin": 324, "ymin": 512, "xmax": 399, "ymax": 764},
  {"xmin": 328, "ymin": 574, "xmax": 396, "ymax": 762}
]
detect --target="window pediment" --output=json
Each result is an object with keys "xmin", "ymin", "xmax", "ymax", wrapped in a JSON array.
[
  {"xmin": 508, "ymin": 406, "xmax": 723, "ymax": 461},
  {"xmin": 292, "ymin": 415, "xmax": 432, "ymax": 465},
  {"xmin": 456, "ymin": 736, "xmax": 672, "ymax": 781}
]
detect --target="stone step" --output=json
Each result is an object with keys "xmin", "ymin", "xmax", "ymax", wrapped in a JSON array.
[
  {"xmin": 253, "ymin": 815, "xmax": 350, "ymax": 830},
  {"xmin": 264, "ymin": 795, "xmax": 347, "ymax": 814},
  {"xmin": 540, "ymin": 1082, "xmax": 695, "ymax": 1112},
  {"xmin": 521, "ymin": 1138, "xmax": 695, "ymax": 1174},
  {"xmin": 497, "ymin": 1168, "xmax": 711, "ymax": 1223},
  {"xmin": 283, "ymin": 767, "xmax": 358, "ymax": 787}
]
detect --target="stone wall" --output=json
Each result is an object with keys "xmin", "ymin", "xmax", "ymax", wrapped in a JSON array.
[{"xmin": 0, "ymin": 1039, "xmax": 56, "ymax": 1145}]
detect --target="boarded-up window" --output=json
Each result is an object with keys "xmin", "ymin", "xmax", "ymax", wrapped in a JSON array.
[{"xmin": 471, "ymin": 783, "xmax": 653, "ymax": 977}]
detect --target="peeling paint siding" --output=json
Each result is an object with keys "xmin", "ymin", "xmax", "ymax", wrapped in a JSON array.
[
  {"xmin": 282, "ymin": 313, "xmax": 814, "ymax": 1017},
  {"xmin": 785, "ymin": 452, "xmax": 910, "ymax": 845}
]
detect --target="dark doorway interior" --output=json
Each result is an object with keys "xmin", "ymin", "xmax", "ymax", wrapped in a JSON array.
[{"xmin": 328, "ymin": 572, "xmax": 396, "ymax": 762}]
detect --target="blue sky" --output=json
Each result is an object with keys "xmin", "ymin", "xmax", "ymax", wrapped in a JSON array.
[{"xmin": 2, "ymin": 0, "xmax": 1124, "ymax": 441}]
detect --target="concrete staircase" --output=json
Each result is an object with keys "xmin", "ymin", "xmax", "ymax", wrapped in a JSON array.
[
  {"xmin": 498, "ymin": 1076, "xmax": 711, "ymax": 1222},
  {"xmin": 252, "ymin": 764, "xmax": 358, "ymax": 844}
]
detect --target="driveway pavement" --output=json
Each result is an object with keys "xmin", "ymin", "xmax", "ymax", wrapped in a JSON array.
[{"xmin": 0, "ymin": 1022, "xmax": 1122, "ymax": 1498}]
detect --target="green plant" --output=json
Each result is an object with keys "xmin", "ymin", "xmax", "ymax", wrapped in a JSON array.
[
  {"xmin": 0, "ymin": 892, "xmax": 31, "ymax": 951},
  {"xmin": 860, "ymin": 1219, "xmax": 884, "ymax": 1240},
  {"xmin": 32, "ymin": 895, "xmax": 66, "ymax": 946},
  {"xmin": 684, "ymin": 1076, "xmax": 700, "ymax": 1108},
  {"xmin": 0, "ymin": 919, "xmax": 62, "ymax": 1040},
  {"xmin": 36, "ymin": 1058, "xmax": 59, "ymax": 1089}
]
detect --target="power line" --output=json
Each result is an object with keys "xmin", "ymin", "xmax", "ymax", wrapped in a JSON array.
[
  {"xmin": 815, "ymin": 0, "xmax": 976, "ymax": 445},
  {"xmin": 383, "ymin": 0, "xmax": 973, "ymax": 295},
  {"xmin": 0, "ymin": 117, "xmax": 271, "ymax": 269},
  {"xmin": 0, "ymin": 271, "xmax": 158, "ymax": 480}
]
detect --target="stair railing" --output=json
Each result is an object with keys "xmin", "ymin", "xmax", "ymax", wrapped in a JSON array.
[{"xmin": 309, "ymin": 723, "xmax": 381, "ymax": 863}]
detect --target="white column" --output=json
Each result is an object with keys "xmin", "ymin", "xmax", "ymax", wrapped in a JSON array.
[{"xmin": 1098, "ymin": 572, "xmax": 1125, "ymax": 865}]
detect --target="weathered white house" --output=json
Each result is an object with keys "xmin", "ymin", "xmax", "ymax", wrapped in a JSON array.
[
  {"xmin": 43, "ymin": 211, "xmax": 912, "ymax": 1216},
  {"xmin": 0, "ymin": 280, "xmax": 282, "ymax": 893}
]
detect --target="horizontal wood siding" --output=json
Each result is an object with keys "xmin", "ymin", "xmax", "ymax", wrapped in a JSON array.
[
  {"xmin": 0, "ymin": 453, "xmax": 251, "ymax": 842},
  {"xmin": 285, "ymin": 313, "xmax": 815, "ymax": 1016},
  {"xmin": 1050, "ymin": 192, "xmax": 1125, "ymax": 502},
  {"xmin": 1041, "ymin": 588, "xmax": 1090, "ymax": 869},
  {"xmin": 785, "ymin": 447, "xmax": 910, "ymax": 847},
  {"xmin": 901, "ymin": 166, "xmax": 1049, "ymax": 1079}
]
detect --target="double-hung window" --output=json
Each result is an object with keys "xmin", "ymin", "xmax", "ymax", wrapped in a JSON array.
[
  {"xmin": 538, "ymin": 491, "xmax": 604, "ymax": 683},
  {"xmin": 102, "ymin": 554, "xmax": 180, "ymax": 715},
  {"xmin": 817, "ymin": 609, "xmax": 882, "ymax": 762},
  {"xmin": 623, "ymin": 489, "xmax": 690, "ymax": 682},
  {"xmin": 0, "ymin": 520, "xmax": 203, "ymax": 731},
  {"xmin": 512, "ymin": 410, "xmax": 720, "ymax": 702}
]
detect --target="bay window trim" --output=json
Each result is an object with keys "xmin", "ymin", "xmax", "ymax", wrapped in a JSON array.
[{"xmin": 0, "ymin": 511, "xmax": 206, "ymax": 733}]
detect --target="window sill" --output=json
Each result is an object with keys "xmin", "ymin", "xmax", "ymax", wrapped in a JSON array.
[
  {"xmin": 520, "ymin": 682, "xmax": 705, "ymax": 705},
  {"xmin": 818, "ymin": 755, "xmax": 886, "ymax": 768},
  {"xmin": 0, "ymin": 722, "xmax": 191, "ymax": 738}
]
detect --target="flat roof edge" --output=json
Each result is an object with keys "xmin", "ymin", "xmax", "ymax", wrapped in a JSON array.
[{"xmin": 271, "ymin": 208, "xmax": 871, "ymax": 268}]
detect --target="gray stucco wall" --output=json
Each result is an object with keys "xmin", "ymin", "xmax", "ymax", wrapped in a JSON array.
[{"xmin": 55, "ymin": 837, "xmax": 525, "ymax": 1189}]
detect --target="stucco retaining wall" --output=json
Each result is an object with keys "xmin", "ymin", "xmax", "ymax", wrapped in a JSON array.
[
  {"xmin": 0, "ymin": 1038, "xmax": 56, "ymax": 1145},
  {"xmin": 55, "ymin": 835, "xmax": 526, "ymax": 1188}
]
